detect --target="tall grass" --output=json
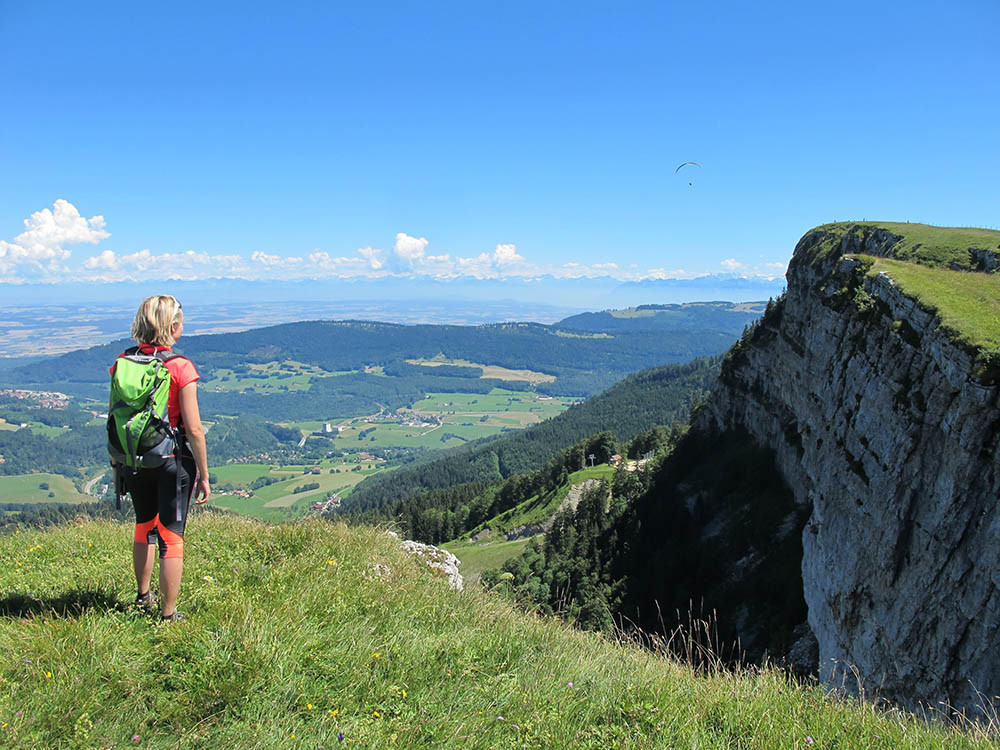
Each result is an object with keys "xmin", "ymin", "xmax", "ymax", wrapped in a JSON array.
[{"xmin": 0, "ymin": 515, "xmax": 995, "ymax": 748}]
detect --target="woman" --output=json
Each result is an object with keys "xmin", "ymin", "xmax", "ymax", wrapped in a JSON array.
[{"xmin": 112, "ymin": 295, "xmax": 210, "ymax": 621}]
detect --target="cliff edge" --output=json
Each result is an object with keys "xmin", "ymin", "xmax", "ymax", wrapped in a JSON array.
[{"xmin": 705, "ymin": 222, "xmax": 1000, "ymax": 712}]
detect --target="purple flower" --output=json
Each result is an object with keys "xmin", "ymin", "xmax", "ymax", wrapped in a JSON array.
[
  {"xmin": 567, "ymin": 682, "xmax": 574, "ymax": 688},
  {"xmin": 337, "ymin": 732, "xmax": 345, "ymax": 742},
  {"xmin": 132, "ymin": 735, "xmax": 141, "ymax": 743},
  {"xmin": 496, "ymin": 716, "xmax": 505, "ymax": 721},
  {"xmin": 513, "ymin": 724, "xmax": 521, "ymax": 730},
  {"xmin": 806, "ymin": 737, "xmax": 814, "ymax": 745}
]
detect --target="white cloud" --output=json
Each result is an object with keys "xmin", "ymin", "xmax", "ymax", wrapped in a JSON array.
[
  {"xmin": 721, "ymin": 258, "xmax": 746, "ymax": 272},
  {"xmin": 492, "ymin": 243, "xmax": 523, "ymax": 266},
  {"xmin": 0, "ymin": 199, "xmax": 109, "ymax": 280},
  {"xmin": 1, "ymin": 201, "xmax": 788, "ymax": 286},
  {"xmin": 393, "ymin": 233, "xmax": 428, "ymax": 262},
  {"xmin": 357, "ymin": 246, "xmax": 384, "ymax": 270}
]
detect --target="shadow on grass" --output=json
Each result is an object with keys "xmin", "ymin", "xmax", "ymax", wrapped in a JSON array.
[{"xmin": 0, "ymin": 588, "xmax": 127, "ymax": 618}]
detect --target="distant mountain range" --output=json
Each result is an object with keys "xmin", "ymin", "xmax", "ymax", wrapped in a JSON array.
[{"xmin": 0, "ymin": 272, "xmax": 786, "ymax": 310}]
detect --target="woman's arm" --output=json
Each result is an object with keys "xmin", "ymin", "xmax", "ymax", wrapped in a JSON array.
[{"xmin": 178, "ymin": 381, "xmax": 211, "ymax": 503}]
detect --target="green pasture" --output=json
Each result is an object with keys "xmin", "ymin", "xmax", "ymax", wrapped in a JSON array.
[
  {"xmin": 208, "ymin": 463, "xmax": 277, "ymax": 485},
  {"xmin": 444, "ymin": 536, "xmax": 533, "ymax": 585},
  {"xmin": 0, "ymin": 473, "xmax": 92, "ymax": 505},
  {"xmin": 201, "ymin": 359, "xmax": 352, "ymax": 394},
  {"xmin": 17, "ymin": 423, "xmax": 70, "ymax": 438},
  {"xmin": 306, "ymin": 421, "xmax": 507, "ymax": 451},
  {"xmin": 867, "ymin": 257, "xmax": 1000, "ymax": 354},
  {"xmin": 211, "ymin": 466, "xmax": 378, "ymax": 521}
]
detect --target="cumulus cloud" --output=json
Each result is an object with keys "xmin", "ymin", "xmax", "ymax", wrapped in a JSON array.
[
  {"xmin": 492, "ymin": 243, "xmax": 523, "ymax": 266},
  {"xmin": 0, "ymin": 199, "xmax": 109, "ymax": 280},
  {"xmin": 357, "ymin": 246, "xmax": 384, "ymax": 271},
  {"xmin": 720, "ymin": 258, "xmax": 746, "ymax": 272},
  {"xmin": 1, "ymin": 201, "xmax": 786, "ymax": 286},
  {"xmin": 393, "ymin": 233, "xmax": 428, "ymax": 262}
]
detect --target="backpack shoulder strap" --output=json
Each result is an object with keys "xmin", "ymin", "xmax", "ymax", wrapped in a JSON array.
[{"xmin": 154, "ymin": 350, "xmax": 182, "ymax": 364}]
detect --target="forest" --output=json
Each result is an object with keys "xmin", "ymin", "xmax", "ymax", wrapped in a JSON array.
[{"xmin": 6, "ymin": 319, "xmax": 741, "ymax": 410}]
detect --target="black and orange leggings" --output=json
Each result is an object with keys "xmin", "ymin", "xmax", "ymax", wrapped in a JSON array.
[{"xmin": 126, "ymin": 452, "xmax": 195, "ymax": 559}]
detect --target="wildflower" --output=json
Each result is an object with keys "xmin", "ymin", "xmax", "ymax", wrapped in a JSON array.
[
  {"xmin": 327, "ymin": 559, "xmax": 337, "ymax": 566},
  {"xmin": 46, "ymin": 671, "xmax": 52, "ymax": 679},
  {"xmin": 16, "ymin": 712, "xmax": 22, "ymax": 717},
  {"xmin": 372, "ymin": 652, "xmax": 380, "ymax": 659},
  {"xmin": 330, "ymin": 709, "xmax": 339, "ymax": 717},
  {"xmin": 513, "ymin": 724, "xmax": 521, "ymax": 730},
  {"xmin": 401, "ymin": 690, "xmax": 406, "ymax": 698},
  {"xmin": 202, "ymin": 575, "xmax": 214, "ymax": 582},
  {"xmin": 806, "ymin": 738, "xmax": 814, "ymax": 745},
  {"xmin": 132, "ymin": 735, "xmax": 140, "ymax": 742},
  {"xmin": 1, "ymin": 723, "xmax": 7, "ymax": 729},
  {"xmin": 567, "ymin": 682, "xmax": 573, "ymax": 688},
  {"xmin": 307, "ymin": 704, "xmax": 314, "ymax": 710},
  {"xmin": 338, "ymin": 732, "xmax": 345, "ymax": 741},
  {"xmin": 497, "ymin": 716, "xmax": 505, "ymax": 722}
]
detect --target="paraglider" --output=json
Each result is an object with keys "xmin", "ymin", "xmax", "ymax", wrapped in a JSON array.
[
  {"xmin": 674, "ymin": 161, "xmax": 702, "ymax": 173},
  {"xmin": 675, "ymin": 161, "xmax": 701, "ymax": 186},
  {"xmin": 674, "ymin": 161, "xmax": 702, "ymax": 187}
]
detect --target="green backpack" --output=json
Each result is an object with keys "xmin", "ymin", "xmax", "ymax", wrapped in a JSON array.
[{"xmin": 107, "ymin": 347, "xmax": 181, "ymax": 471}]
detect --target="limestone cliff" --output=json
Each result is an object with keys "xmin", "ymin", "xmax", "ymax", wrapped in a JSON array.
[{"xmin": 704, "ymin": 223, "xmax": 1000, "ymax": 712}]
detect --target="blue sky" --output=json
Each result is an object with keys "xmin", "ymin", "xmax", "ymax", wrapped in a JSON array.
[{"xmin": 1, "ymin": 0, "xmax": 998, "ymax": 290}]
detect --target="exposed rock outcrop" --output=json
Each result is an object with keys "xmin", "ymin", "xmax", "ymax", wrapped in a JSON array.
[
  {"xmin": 386, "ymin": 531, "xmax": 464, "ymax": 590},
  {"xmin": 703, "ymin": 224, "xmax": 1000, "ymax": 712}
]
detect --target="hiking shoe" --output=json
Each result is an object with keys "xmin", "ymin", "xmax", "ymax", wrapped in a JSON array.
[
  {"xmin": 160, "ymin": 610, "xmax": 185, "ymax": 623},
  {"xmin": 135, "ymin": 591, "xmax": 158, "ymax": 613}
]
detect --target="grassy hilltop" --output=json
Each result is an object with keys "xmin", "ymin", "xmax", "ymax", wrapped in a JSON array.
[
  {"xmin": 1, "ymin": 515, "xmax": 995, "ymax": 748},
  {"xmin": 793, "ymin": 222, "xmax": 1000, "ymax": 379}
]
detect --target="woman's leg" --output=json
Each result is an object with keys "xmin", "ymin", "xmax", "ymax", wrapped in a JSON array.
[
  {"xmin": 157, "ymin": 452, "xmax": 194, "ymax": 618},
  {"xmin": 133, "ymin": 541, "xmax": 156, "ymax": 594},
  {"xmin": 159, "ymin": 557, "xmax": 183, "ymax": 617},
  {"xmin": 126, "ymin": 470, "xmax": 160, "ymax": 598}
]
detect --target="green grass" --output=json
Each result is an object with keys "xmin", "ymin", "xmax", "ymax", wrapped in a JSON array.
[
  {"xmin": 283, "ymin": 389, "xmax": 577, "ymax": 454},
  {"xmin": 212, "ymin": 470, "xmax": 371, "ymax": 521},
  {"xmin": 803, "ymin": 222, "xmax": 1000, "ymax": 269},
  {"xmin": 0, "ymin": 474, "xmax": 91, "ymax": 505},
  {"xmin": 208, "ymin": 463, "xmax": 277, "ymax": 485},
  {"xmin": 456, "ymin": 465, "xmax": 618, "ymax": 547},
  {"xmin": 0, "ymin": 516, "xmax": 994, "ymax": 748},
  {"xmin": 443, "ymin": 537, "xmax": 533, "ymax": 584},
  {"xmin": 866, "ymin": 257, "xmax": 1000, "ymax": 354}
]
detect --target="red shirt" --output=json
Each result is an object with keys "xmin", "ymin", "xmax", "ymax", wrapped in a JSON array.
[{"xmin": 110, "ymin": 344, "xmax": 200, "ymax": 428}]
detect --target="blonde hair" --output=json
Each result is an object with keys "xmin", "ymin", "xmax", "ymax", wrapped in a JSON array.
[{"xmin": 131, "ymin": 295, "xmax": 182, "ymax": 346}]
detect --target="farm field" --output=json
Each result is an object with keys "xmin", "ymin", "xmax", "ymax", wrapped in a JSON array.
[
  {"xmin": 0, "ymin": 473, "xmax": 91, "ymax": 505},
  {"xmin": 201, "ymin": 360, "xmax": 342, "ymax": 394},
  {"xmin": 287, "ymin": 388, "xmax": 579, "ymax": 452},
  {"xmin": 205, "ymin": 388, "xmax": 579, "ymax": 521},
  {"xmin": 405, "ymin": 357, "xmax": 557, "ymax": 384},
  {"xmin": 209, "ymin": 459, "xmax": 384, "ymax": 521}
]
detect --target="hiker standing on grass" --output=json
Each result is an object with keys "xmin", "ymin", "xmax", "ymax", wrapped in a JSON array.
[{"xmin": 109, "ymin": 295, "xmax": 210, "ymax": 622}]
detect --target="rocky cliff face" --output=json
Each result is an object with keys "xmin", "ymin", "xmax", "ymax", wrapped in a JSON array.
[{"xmin": 703, "ymin": 224, "xmax": 1000, "ymax": 712}]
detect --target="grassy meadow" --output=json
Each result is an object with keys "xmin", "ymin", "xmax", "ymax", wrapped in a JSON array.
[
  {"xmin": 0, "ymin": 473, "xmax": 91, "ymax": 505},
  {"xmin": 0, "ymin": 515, "xmax": 995, "ymax": 748},
  {"xmin": 866, "ymin": 257, "xmax": 1000, "ymax": 354}
]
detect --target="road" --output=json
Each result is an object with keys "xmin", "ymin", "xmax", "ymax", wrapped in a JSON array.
[{"xmin": 83, "ymin": 469, "xmax": 106, "ymax": 496}]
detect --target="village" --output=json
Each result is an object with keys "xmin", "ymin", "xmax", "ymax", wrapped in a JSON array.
[{"xmin": 0, "ymin": 388, "xmax": 71, "ymax": 410}]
